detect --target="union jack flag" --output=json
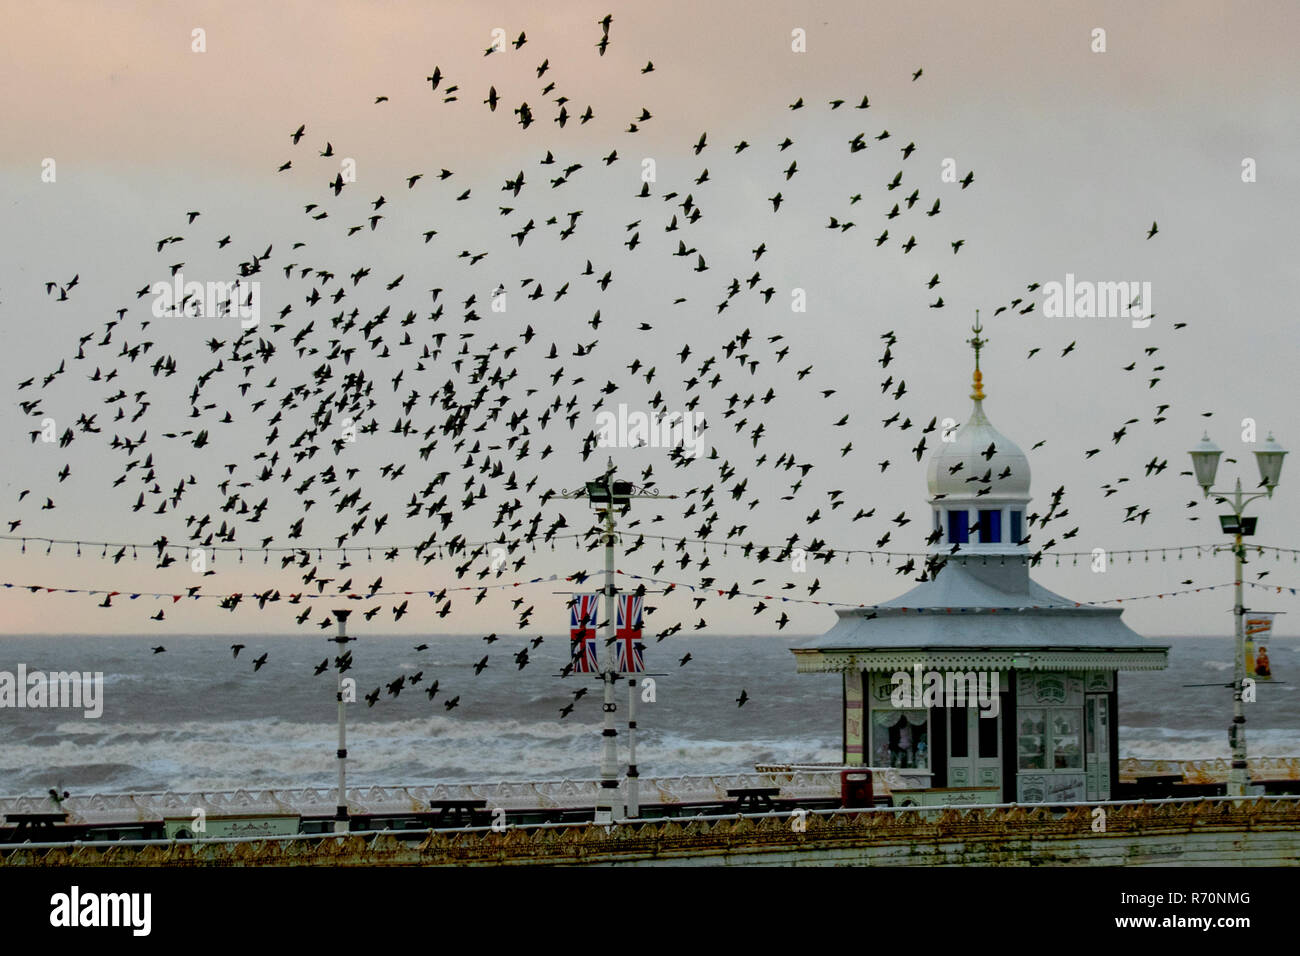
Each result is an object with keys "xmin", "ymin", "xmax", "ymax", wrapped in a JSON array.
[
  {"xmin": 569, "ymin": 593, "xmax": 600, "ymax": 673},
  {"xmin": 614, "ymin": 593, "xmax": 645, "ymax": 673}
]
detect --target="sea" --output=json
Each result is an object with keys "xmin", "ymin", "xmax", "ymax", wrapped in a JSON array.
[{"xmin": 0, "ymin": 634, "xmax": 1296, "ymax": 795}]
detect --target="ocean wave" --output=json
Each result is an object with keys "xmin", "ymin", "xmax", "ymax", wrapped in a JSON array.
[{"xmin": 0, "ymin": 715, "xmax": 842, "ymax": 793}]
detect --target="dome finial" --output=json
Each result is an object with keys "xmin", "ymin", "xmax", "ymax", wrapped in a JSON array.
[{"xmin": 967, "ymin": 310, "xmax": 987, "ymax": 401}]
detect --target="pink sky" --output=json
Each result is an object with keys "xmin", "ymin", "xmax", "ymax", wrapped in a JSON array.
[{"xmin": 3, "ymin": 1, "xmax": 1300, "ymax": 637}]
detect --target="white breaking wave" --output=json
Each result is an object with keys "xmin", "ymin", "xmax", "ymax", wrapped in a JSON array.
[
  {"xmin": 1118, "ymin": 726, "xmax": 1300, "ymax": 760},
  {"xmin": 0, "ymin": 713, "xmax": 842, "ymax": 791}
]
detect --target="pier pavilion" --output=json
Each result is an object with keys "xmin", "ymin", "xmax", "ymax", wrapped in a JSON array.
[{"xmin": 792, "ymin": 321, "xmax": 1169, "ymax": 804}]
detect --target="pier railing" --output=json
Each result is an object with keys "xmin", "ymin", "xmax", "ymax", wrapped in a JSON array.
[
  {"xmin": 1117, "ymin": 756, "xmax": 1300, "ymax": 782},
  {"xmin": 756, "ymin": 756, "xmax": 1300, "ymax": 783},
  {"xmin": 0, "ymin": 771, "xmax": 846, "ymax": 826},
  {"xmin": 3, "ymin": 758, "xmax": 1297, "ymax": 826}
]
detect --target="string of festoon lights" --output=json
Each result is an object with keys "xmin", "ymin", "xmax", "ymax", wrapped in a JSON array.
[
  {"xmin": 608, "ymin": 571, "xmax": 1300, "ymax": 610},
  {"xmin": 0, "ymin": 531, "xmax": 598, "ymax": 567},
  {"xmin": 0, "ymin": 572, "xmax": 581, "ymax": 608},
  {"xmin": 4, "ymin": 532, "xmax": 1298, "ymax": 567},
  {"xmin": 3, "ymin": 569, "xmax": 1298, "ymax": 615}
]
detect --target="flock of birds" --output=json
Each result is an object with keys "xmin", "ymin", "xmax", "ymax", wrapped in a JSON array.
[{"xmin": 14, "ymin": 16, "xmax": 1209, "ymax": 725}]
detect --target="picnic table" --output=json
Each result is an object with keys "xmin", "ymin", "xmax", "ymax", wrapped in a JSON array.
[
  {"xmin": 725, "ymin": 787, "xmax": 780, "ymax": 813},
  {"xmin": 3, "ymin": 812, "xmax": 71, "ymax": 840},
  {"xmin": 1123, "ymin": 773, "xmax": 1184, "ymax": 799},
  {"xmin": 428, "ymin": 799, "xmax": 490, "ymax": 828},
  {"xmin": 1252, "ymin": 778, "xmax": 1300, "ymax": 796}
]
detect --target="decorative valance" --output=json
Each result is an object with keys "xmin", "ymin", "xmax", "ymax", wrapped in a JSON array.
[{"xmin": 793, "ymin": 648, "xmax": 1167, "ymax": 674}]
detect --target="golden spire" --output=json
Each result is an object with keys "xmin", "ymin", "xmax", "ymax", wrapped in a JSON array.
[{"xmin": 967, "ymin": 310, "xmax": 987, "ymax": 401}]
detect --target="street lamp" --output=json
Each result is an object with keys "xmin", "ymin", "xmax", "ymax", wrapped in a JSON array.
[
  {"xmin": 560, "ymin": 458, "xmax": 673, "ymax": 822},
  {"xmin": 1188, "ymin": 431, "xmax": 1287, "ymax": 797}
]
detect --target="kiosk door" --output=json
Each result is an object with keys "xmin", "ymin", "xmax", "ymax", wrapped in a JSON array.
[
  {"xmin": 1084, "ymin": 694, "xmax": 1111, "ymax": 801},
  {"xmin": 947, "ymin": 706, "xmax": 1002, "ymax": 798}
]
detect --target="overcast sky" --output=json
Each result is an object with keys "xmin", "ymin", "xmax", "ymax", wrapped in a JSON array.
[{"xmin": 3, "ymin": 0, "xmax": 1300, "ymax": 640}]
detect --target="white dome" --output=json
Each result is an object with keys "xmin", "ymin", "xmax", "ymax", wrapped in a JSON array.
[{"xmin": 926, "ymin": 398, "xmax": 1031, "ymax": 502}]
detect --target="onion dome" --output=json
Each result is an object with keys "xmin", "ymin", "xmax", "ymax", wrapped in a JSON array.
[{"xmin": 925, "ymin": 315, "xmax": 1031, "ymax": 554}]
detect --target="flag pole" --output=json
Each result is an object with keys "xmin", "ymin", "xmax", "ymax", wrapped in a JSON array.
[{"xmin": 599, "ymin": 494, "xmax": 621, "ymax": 821}]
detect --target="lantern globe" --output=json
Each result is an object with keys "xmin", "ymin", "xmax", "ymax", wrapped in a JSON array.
[
  {"xmin": 1254, "ymin": 432, "xmax": 1287, "ymax": 489},
  {"xmin": 1189, "ymin": 433, "xmax": 1222, "ymax": 492}
]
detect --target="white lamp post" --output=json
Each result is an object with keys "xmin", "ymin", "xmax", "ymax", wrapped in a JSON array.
[
  {"xmin": 1188, "ymin": 431, "xmax": 1286, "ymax": 797},
  {"xmin": 331, "ymin": 608, "xmax": 354, "ymax": 832},
  {"xmin": 560, "ymin": 459, "xmax": 674, "ymax": 822}
]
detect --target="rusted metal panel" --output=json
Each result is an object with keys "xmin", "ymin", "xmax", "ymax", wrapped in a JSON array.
[{"xmin": 3, "ymin": 798, "xmax": 1297, "ymax": 867}]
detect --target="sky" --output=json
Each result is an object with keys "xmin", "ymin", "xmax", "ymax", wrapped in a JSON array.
[{"xmin": 3, "ymin": 0, "xmax": 1300, "ymax": 640}]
